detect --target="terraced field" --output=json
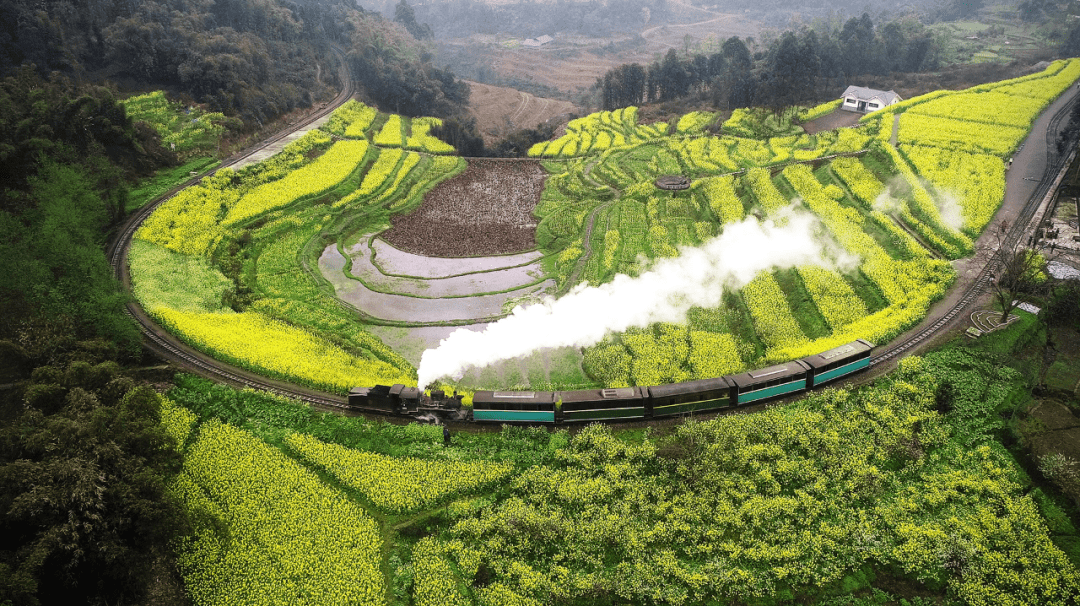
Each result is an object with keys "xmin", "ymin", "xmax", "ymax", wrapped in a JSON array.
[{"xmin": 126, "ymin": 59, "xmax": 1080, "ymax": 394}]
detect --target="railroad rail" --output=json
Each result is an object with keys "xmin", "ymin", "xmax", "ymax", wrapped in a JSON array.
[
  {"xmin": 109, "ymin": 45, "xmax": 355, "ymax": 410},
  {"xmin": 109, "ymin": 59, "xmax": 1078, "ymax": 414},
  {"xmin": 870, "ymin": 87, "xmax": 1078, "ymax": 367}
]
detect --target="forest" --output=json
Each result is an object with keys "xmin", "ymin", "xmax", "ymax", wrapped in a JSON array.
[
  {"xmin": 0, "ymin": 0, "xmax": 471, "ymax": 124},
  {"xmin": 599, "ymin": 14, "xmax": 944, "ymax": 111}
]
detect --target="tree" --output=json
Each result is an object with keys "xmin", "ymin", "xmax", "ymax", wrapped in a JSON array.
[
  {"xmin": 1064, "ymin": 20, "xmax": 1080, "ymax": 61},
  {"xmin": 430, "ymin": 117, "xmax": 485, "ymax": 157},
  {"xmin": 0, "ymin": 348, "xmax": 185, "ymax": 606},
  {"xmin": 394, "ymin": 0, "xmax": 433, "ymax": 40},
  {"xmin": 658, "ymin": 48, "xmax": 690, "ymax": 100},
  {"xmin": 987, "ymin": 219, "xmax": 1050, "ymax": 324},
  {"xmin": 721, "ymin": 36, "xmax": 754, "ymax": 109}
]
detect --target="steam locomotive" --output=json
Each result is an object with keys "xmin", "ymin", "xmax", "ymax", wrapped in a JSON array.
[{"xmin": 348, "ymin": 339, "xmax": 874, "ymax": 423}]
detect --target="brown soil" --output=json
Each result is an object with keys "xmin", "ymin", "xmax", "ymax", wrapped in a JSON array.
[
  {"xmin": 802, "ymin": 110, "xmax": 861, "ymax": 135},
  {"xmin": 443, "ymin": 8, "xmax": 756, "ymax": 97},
  {"xmin": 381, "ymin": 159, "xmax": 549, "ymax": 257},
  {"xmin": 465, "ymin": 81, "xmax": 578, "ymax": 145}
]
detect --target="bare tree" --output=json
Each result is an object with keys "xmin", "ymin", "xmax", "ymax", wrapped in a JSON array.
[{"xmin": 987, "ymin": 219, "xmax": 1052, "ymax": 323}]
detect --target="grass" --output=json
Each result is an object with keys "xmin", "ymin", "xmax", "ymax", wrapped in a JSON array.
[
  {"xmin": 775, "ymin": 267, "xmax": 831, "ymax": 340},
  {"xmin": 846, "ymin": 270, "xmax": 890, "ymax": 315},
  {"xmin": 723, "ymin": 290, "xmax": 765, "ymax": 364},
  {"xmin": 127, "ymin": 156, "xmax": 220, "ymax": 211},
  {"xmin": 1046, "ymin": 358, "xmax": 1080, "ymax": 392},
  {"xmin": 128, "ymin": 239, "xmax": 233, "ymax": 313}
]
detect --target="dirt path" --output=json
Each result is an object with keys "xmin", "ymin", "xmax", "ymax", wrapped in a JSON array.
[{"xmin": 802, "ymin": 110, "xmax": 860, "ymax": 134}]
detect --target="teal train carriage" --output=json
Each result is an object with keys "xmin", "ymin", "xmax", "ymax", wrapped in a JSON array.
[
  {"xmin": 801, "ymin": 339, "xmax": 874, "ymax": 387},
  {"xmin": 472, "ymin": 390, "xmax": 556, "ymax": 423},
  {"xmin": 727, "ymin": 360, "xmax": 812, "ymax": 405}
]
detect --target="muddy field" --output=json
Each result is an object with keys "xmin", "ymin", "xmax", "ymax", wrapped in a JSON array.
[
  {"xmin": 381, "ymin": 159, "xmax": 549, "ymax": 257},
  {"xmin": 346, "ymin": 237, "xmax": 546, "ymax": 297}
]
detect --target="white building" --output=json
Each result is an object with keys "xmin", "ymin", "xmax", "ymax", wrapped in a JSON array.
[
  {"xmin": 523, "ymin": 35, "xmax": 554, "ymax": 48},
  {"xmin": 840, "ymin": 86, "xmax": 902, "ymax": 113}
]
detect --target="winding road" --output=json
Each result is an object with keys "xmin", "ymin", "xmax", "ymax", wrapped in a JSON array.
[{"xmin": 108, "ymin": 53, "xmax": 1080, "ymax": 415}]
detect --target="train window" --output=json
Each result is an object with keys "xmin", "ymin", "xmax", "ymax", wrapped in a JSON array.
[{"xmin": 494, "ymin": 391, "xmax": 536, "ymax": 398}]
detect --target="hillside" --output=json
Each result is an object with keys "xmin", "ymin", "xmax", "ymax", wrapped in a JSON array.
[
  {"xmin": 465, "ymin": 80, "xmax": 579, "ymax": 144},
  {"xmin": 0, "ymin": 0, "xmax": 470, "ymax": 125}
]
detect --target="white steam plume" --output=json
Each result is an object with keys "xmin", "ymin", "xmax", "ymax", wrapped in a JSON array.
[
  {"xmin": 935, "ymin": 192, "xmax": 965, "ymax": 232},
  {"xmin": 417, "ymin": 210, "xmax": 852, "ymax": 389}
]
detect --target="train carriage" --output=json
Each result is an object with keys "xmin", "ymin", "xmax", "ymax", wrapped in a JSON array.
[
  {"xmin": 648, "ymin": 376, "xmax": 733, "ymax": 418},
  {"xmin": 558, "ymin": 387, "xmax": 647, "ymax": 422},
  {"xmin": 472, "ymin": 390, "xmax": 556, "ymax": 423},
  {"xmin": 727, "ymin": 360, "xmax": 811, "ymax": 405},
  {"xmin": 801, "ymin": 339, "xmax": 874, "ymax": 388}
]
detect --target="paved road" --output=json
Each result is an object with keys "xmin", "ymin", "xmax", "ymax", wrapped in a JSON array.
[{"xmin": 868, "ymin": 77, "xmax": 1080, "ymax": 376}]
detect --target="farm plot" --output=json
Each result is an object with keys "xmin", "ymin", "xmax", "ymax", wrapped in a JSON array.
[
  {"xmin": 529, "ymin": 76, "xmax": 1076, "ymax": 381},
  {"xmin": 129, "ymin": 60, "xmax": 1076, "ymax": 394},
  {"xmin": 369, "ymin": 238, "xmax": 544, "ymax": 278},
  {"xmin": 342, "ymin": 237, "xmax": 548, "ymax": 298},
  {"xmin": 381, "ymin": 159, "xmax": 549, "ymax": 257},
  {"xmin": 320, "ymin": 245, "xmax": 554, "ymax": 323}
]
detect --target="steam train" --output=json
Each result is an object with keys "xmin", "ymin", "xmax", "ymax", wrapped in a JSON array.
[{"xmin": 348, "ymin": 339, "xmax": 874, "ymax": 423}]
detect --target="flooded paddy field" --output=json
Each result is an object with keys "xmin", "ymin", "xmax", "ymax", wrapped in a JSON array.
[
  {"xmin": 350, "ymin": 237, "xmax": 547, "ymax": 297},
  {"xmin": 319, "ymin": 244, "xmax": 554, "ymax": 323}
]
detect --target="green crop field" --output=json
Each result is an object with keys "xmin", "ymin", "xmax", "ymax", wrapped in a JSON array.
[
  {"xmin": 123, "ymin": 63, "xmax": 1080, "ymax": 605},
  {"xmin": 157, "ymin": 330, "xmax": 1080, "ymax": 605},
  {"xmin": 128, "ymin": 60, "xmax": 1080, "ymax": 395}
]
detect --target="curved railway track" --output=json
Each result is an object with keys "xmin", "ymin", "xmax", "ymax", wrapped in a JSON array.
[
  {"xmin": 869, "ymin": 89, "xmax": 1078, "ymax": 368},
  {"xmin": 109, "ymin": 45, "xmax": 356, "ymax": 411},
  {"xmin": 110, "ymin": 62, "xmax": 1078, "ymax": 416}
]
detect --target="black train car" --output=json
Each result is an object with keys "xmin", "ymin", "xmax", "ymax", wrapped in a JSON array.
[
  {"xmin": 557, "ymin": 387, "xmax": 647, "ymax": 422},
  {"xmin": 648, "ymin": 376, "xmax": 733, "ymax": 418},
  {"xmin": 348, "ymin": 384, "xmax": 421, "ymax": 413}
]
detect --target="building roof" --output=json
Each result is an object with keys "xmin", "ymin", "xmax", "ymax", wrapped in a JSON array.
[
  {"xmin": 842, "ymin": 85, "xmax": 902, "ymax": 105},
  {"xmin": 523, "ymin": 35, "xmax": 554, "ymax": 47}
]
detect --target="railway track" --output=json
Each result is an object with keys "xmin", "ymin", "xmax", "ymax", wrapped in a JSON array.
[
  {"xmin": 870, "ymin": 87, "xmax": 1078, "ymax": 368},
  {"xmin": 109, "ymin": 45, "xmax": 356, "ymax": 410},
  {"xmin": 110, "ymin": 58, "xmax": 1078, "ymax": 416}
]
